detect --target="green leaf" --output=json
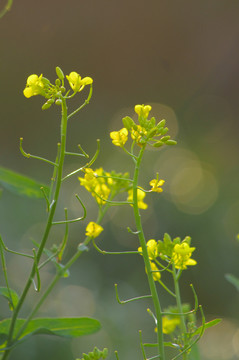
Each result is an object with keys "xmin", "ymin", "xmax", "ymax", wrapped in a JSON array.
[
  {"xmin": 0, "ymin": 166, "xmax": 49, "ymax": 199},
  {"xmin": 0, "ymin": 317, "xmax": 101, "ymax": 348},
  {"xmin": 225, "ymin": 273, "xmax": 239, "ymax": 292},
  {"xmin": 0, "ymin": 287, "xmax": 19, "ymax": 310},
  {"xmin": 192, "ymin": 318, "xmax": 221, "ymax": 336}
]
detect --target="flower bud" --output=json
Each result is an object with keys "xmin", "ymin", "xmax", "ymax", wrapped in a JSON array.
[
  {"xmin": 156, "ymin": 126, "xmax": 164, "ymax": 135},
  {"xmin": 160, "ymin": 136, "xmax": 171, "ymax": 142},
  {"xmin": 147, "ymin": 127, "xmax": 158, "ymax": 138},
  {"xmin": 161, "ymin": 127, "xmax": 168, "ymax": 135},
  {"xmin": 93, "ymin": 347, "xmax": 101, "ymax": 359},
  {"xmin": 165, "ymin": 140, "xmax": 177, "ymax": 145},
  {"xmin": 122, "ymin": 116, "xmax": 134, "ymax": 130},
  {"xmin": 42, "ymin": 101, "xmax": 52, "ymax": 110},
  {"xmin": 55, "ymin": 78, "xmax": 61, "ymax": 86},
  {"xmin": 149, "ymin": 116, "xmax": 156, "ymax": 127},
  {"xmin": 56, "ymin": 66, "xmax": 65, "ymax": 80},
  {"xmin": 55, "ymin": 99, "xmax": 62, "ymax": 106},
  {"xmin": 83, "ymin": 354, "xmax": 90, "ymax": 360},
  {"xmin": 102, "ymin": 348, "xmax": 108, "ymax": 359},
  {"xmin": 157, "ymin": 119, "xmax": 166, "ymax": 128},
  {"xmin": 42, "ymin": 98, "xmax": 54, "ymax": 110},
  {"xmin": 153, "ymin": 141, "xmax": 164, "ymax": 147}
]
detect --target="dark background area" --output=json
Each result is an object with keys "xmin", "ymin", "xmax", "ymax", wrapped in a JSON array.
[{"xmin": 0, "ymin": 1, "xmax": 239, "ymax": 359}]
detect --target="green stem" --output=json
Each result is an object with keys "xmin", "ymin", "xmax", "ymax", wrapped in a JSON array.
[
  {"xmin": 172, "ymin": 265, "xmax": 188, "ymax": 359},
  {"xmin": 132, "ymin": 146, "xmax": 165, "ymax": 360},
  {"xmin": 2, "ymin": 97, "xmax": 68, "ymax": 360},
  {"xmin": 14, "ymin": 203, "xmax": 110, "ymax": 341},
  {"xmin": 0, "ymin": 236, "xmax": 13, "ymax": 309}
]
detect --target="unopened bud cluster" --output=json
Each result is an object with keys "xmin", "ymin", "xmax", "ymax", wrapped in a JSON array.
[{"xmin": 110, "ymin": 104, "xmax": 177, "ymax": 148}]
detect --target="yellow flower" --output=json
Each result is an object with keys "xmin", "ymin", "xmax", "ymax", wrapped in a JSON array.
[
  {"xmin": 66, "ymin": 72, "xmax": 93, "ymax": 92},
  {"xmin": 135, "ymin": 104, "xmax": 152, "ymax": 118},
  {"xmin": 162, "ymin": 316, "xmax": 180, "ymax": 334},
  {"xmin": 110, "ymin": 128, "xmax": 128, "ymax": 147},
  {"xmin": 138, "ymin": 239, "xmax": 158, "ymax": 260},
  {"xmin": 94, "ymin": 183, "xmax": 111, "ymax": 204},
  {"xmin": 149, "ymin": 179, "xmax": 165, "ymax": 193},
  {"xmin": 149, "ymin": 261, "xmax": 161, "ymax": 281},
  {"xmin": 23, "ymin": 74, "xmax": 44, "ymax": 98},
  {"xmin": 79, "ymin": 168, "xmax": 110, "ymax": 205},
  {"xmin": 172, "ymin": 242, "xmax": 197, "ymax": 270},
  {"xmin": 127, "ymin": 188, "xmax": 148, "ymax": 209},
  {"xmin": 85, "ymin": 222, "xmax": 103, "ymax": 238},
  {"xmin": 130, "ymin": 125, "xmax": 147, "ymax": 145}
]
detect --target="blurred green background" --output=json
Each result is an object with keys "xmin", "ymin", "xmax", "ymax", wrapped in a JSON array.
[{"xmin": 1, "ymin": 0, "xmax": 239, "ymax": 359}]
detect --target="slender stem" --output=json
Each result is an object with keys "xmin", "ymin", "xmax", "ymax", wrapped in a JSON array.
[
  {"xmin": 67, "ymin": 84, "xmax": 93, "ymax": 120},
  {"xmin": 172, "ymin": 265, "xmax": 188, "ymax": 359},
  {"xmin": 2, "ymin": 97, "xmax": 68, "ymax": 360},
  {"xmin": 0, "ymin": 0, "xmax": 13, "ymax": 19},
  {"xmin": 132, "ymin": 146, "xmax": 165, "ymax": 360},
  {"xmin": 0, "ymin": 236, "xmax": 13, "ymax": 309},
  {"xmin": 14, "ymin": 201, "xmax": 111, "ymax": 342}
]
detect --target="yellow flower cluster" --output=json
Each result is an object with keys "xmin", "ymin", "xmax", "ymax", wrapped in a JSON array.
[
  {"xmin": 110, "ymin": 104, "xmax": 177, "ymax": 149},
  {"xmin": 138, "ymin": 239, "xmax": 158, "ymax": 260},
  {"xmin": 149, "ymin": 261, "xmax": 161, "ymax": 281},
  {"xmin": 138, "ymin": 240, "xmax": 161, "ymax": 282},
  {"xmin": 23, "ymin": 69, "xmax": 93, "ymax": 103},
  {"xmin": 172, "ymin": 242, "xmax": 197, "ymax": 270},
  {"xmin": 127, "ymin": 188, "xmax": 147, "ymax": 209},
  {"xmin": 110, "ymin": 128, "xmax": 128, "ymax": 147},
  {"xmin": 138, "ymin": 235, "xmax": 197, "ymax": 282},
  {"xmin": 134, "ymin": 104, "xmax": 152, "ymax": 118},
  {"xmin": 79, "ymin": 168, "xmax": 111, "ymax": 205},
  {"xmin": 23, "ymin": 74, "xmax": 45, "ymax": 98},
  {"xmin": 162, "ymin": 316, "xmax": 180, "ymax": 334},
  {"xmin": 85, "ymin": 222, "xmax": 103, "ymax": 238},
  {"xmin": 130, "ymin": 125, "xmax": 148, "ymax": 145},
  {"xmin": 66, "ymin": 72, "xmax": 93, "ymax": 93}
]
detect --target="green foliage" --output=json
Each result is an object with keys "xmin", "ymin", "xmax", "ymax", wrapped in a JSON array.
[
  {"xmin": 225, "ymin": 273, "xmax": 239, "ymax": 292},
  {"xmin": 0, "ymin": 317, "xmax": 101, "ymax": 348},
  {"xmin": 0, "ymin": 66, "xmax": 225, "ymax": 360},
  {"xmin": 0, "ymin": 287, "xmax": 19, "ymax": 311},
  {"xmin": 0, "ymin": 166, "xmax": 49, "ymax": 199}
]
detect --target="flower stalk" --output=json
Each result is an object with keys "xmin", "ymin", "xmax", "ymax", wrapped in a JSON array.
[{"xmin": 132, "ymin": 145, "xmax": 165, "ymax": 360}]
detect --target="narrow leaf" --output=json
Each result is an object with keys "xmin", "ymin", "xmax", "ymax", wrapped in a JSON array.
[
  {"xmin": 0, "ymin": 166, "xmax": 49, "ymax": 199},
  {"xmin": 225, "ymin": 273, "xmax": 239, "ymax": 292},
  {"xmin": 192, "ymin": 318, "xmax": 221, "ymax": 336},
  {"xmin": 0, "ymin": 317, "xmax": 101, "ymax": 347},
  {"xmin": 0, "ymin": 287, "xmax": 19, "ymax": 310}
]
